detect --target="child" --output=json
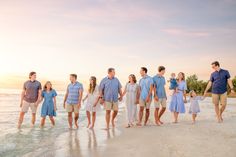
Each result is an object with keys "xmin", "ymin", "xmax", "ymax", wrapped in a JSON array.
[
  {"xmin": 188, "ymin": 90, "xmax": 205, "ymax": 124},
  {"xmin": 169, "ymin": 73, "xmax": 178, "ymax": 93},
  {"xmin": 40, "ymin": 81, "xmax": 57, "ymax": 128},
  {"xmin": 82, "ymin": 76, "xmax": 100, "ymax": 129}
]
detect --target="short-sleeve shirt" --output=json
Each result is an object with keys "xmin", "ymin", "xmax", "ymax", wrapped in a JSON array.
[
  {"xmin": 210, "ymin": 69, "xmax": 230, "ymax": 94},
  {"xmin": 99, "ymin": 77, "xmax": 122, "ymax": 102},
  {"xmin": 66, "ymin": 81, "xmax": 83, "ymax": 105},
  {"xmin": 139, "ymin": 75, "xmax": 154, "ymax": 100},
  {"xmin": 23, "ymin": 80, "xmax": 42, "ymax": 103},
  {"xmin": 153, "ymin": 74, "xmax": 167, "ymax": 99}
]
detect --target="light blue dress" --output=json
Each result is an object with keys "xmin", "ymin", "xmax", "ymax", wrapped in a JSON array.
[
  {"xmin": 169, "ymin": 81, "xmax": 187, "ymax": 113},
  {"xmin": 41, "ymin": 90, "xmax": 57, "ymax": 117}
]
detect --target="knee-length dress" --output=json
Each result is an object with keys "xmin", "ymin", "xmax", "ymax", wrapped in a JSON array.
[
  {"xmin": 169, "ymin": 81, "xmax": 187, "ymax": 113},
  {"xmin": 189, "ymin": 96, "xmax": 204, "ymax": 114},
  {"xmin": 41, "ymin": 89, "xmax": 57, "ymax": 117},
  {"xmin": 85, "ymin": 85, "xmax": 101, "ymax": 112}
]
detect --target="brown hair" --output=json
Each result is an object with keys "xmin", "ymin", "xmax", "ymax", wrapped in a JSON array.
[
  {"xmin": 108, "ymin": 68, "xmax": 115, "ymax": 73},
  {"xmin": 211, "ymin": 61, "xmax": 220, "ymax": 67},
  {"xmin": 43, "ymin": 81, "xmax": 52, "ymax": 91},
  {"xmin": 129, "ymin": 74, "xmax": 137, "ymax": 83},
  {"xmin": 70, "ymin": 74, "xmax": 77, "ymax": 80},
  {"xmin": 29, "ymin": 71, "xmax": 36, "ymax": 79},
  {"xmin": 158, "ymin": 66, "xmax": 165, "ymax": 72},
  {"xmin": 88, "ymin": 76, "xmax": 97, "ymax": 94},
  {"xmin": 178, "ymin": 72, "xmax": 185, "ymax": 81}
]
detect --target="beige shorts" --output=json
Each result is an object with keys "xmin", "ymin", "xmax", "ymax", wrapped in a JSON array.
[
  {"xmin": 21, "ymin": 100, "xmax": 37, "ymax": 113},
  {"xmin": 212, "ymin": 92, "xmax": 227, "ymax": 106},
  {"xmin": 139, "ymin": 99, "xmax": 151, "ymax": 109},
  {"xmin": 154, "ymin": 98, "xmax": 167, "ymax": 108},
  {"xmin": 104, "ymin": 101, "xmax": 118, "ymax": 111},
  {"xmin": 66, "ymin": 104, "xmax": 79, "ymax": 113}
]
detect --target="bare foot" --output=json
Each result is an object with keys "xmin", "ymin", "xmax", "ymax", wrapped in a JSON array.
[
  {"xmin": 155, "ymin": 121, "xmax": 161, "ymax": 126},
  {"xmin": 89, "ymin": 126, "xmax": 94, "ymax": 130},
  {"xmin": 159, "ymin": 120, "xmax": 164, "ymax": 125},
  {"xmin": 103, "ymin": 127, "xmax": 110, "ymax": 131},
  {"xmin": 17, "ymin": 123, "xmax": 21, "ymax": 129},
  {"xmin": 30, "ymin": 124, "xmax": 35, "ymax": 128},
  {"xmin": 136, "ymin": 122, "xmax": 142, "ymax": 126},
  {"xmin": 126, "ymin": 124, "xmax": 131, "ymax": 128},
  {"xmin": 75, "ymin": 123, "xmax": 79, "ymax": 129},
  {"xmin": 172, "ymin": 121, "xmax": 178, "ymax": 124},
  {"xmin": 87, "ymin": 123, "xmax": 91, "ymax": 128},
  {"xmin": 192, "ymin": 121, "xmax": 196, "ymax": 124}
]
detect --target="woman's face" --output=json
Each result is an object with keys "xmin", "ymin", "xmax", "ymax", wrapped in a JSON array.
[
  {"xmin": 90, "ymin": 78, "xmax": 94, "ymax": 85},
  {"xmin": 129, "ymin": 76, "xmax": 133, "ymax": 82},
  {"xmin": 46, "ymin": 83, "xmax": 51, "ymax": 90},
  {"xmin": 178, "ymin": 73, "xmax": 183, "ymax": 80}
]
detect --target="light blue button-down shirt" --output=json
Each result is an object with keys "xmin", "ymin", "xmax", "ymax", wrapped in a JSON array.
[
  {"xmin": 139, "ymin": 75, "xmax": 153, "ymax": 100},
  {"xmin": 66, "ymin": 81, "xmax": 83, "ymax": 105},
  {"xmin": 153, "ymin": 74, "xmax": 167, "ymax": 99},
  {"xmin": 99, "ymin": 76, "xmax": 122, "ymax": 102}
]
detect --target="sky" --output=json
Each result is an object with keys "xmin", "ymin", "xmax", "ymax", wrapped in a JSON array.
[{"xmin": 0, "ymin": 0, "xmax": 236, "ymax": 90}]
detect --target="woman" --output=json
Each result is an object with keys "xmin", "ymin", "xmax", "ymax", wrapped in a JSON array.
[
  {"xmin": 83, "ymin": 76, "xmax": 100, "ymax": 129},
  {"xmin": 169, "ymin": 72, "xmax": 187, "ymax": 123},
  {"xmin": 122, "ymin": 74, "xmax": 140, "ymax": 128},
  {"xmin": 40, "ymin": 81, "xmax": 57, "ymax": 128}
]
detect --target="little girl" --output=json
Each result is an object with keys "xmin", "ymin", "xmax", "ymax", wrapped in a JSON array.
[
  {"xmin": 188, "ymin": 90, "xmax": 205, "ymax": 124},
  {"xmin": 40, "ymin": 81, "xmax": 57, "ymax": 127},
  {"xmin": 83, "ymin": 76, "xmax": 100, "ymax": 129}
]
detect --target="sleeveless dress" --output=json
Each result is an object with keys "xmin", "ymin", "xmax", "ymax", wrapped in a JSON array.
[
  {"xmin": 85, "ymin": 85, "xmax": 101, "ymax": 112},
  {"xmin": 169, "ymin": 81, "xmax": 187, "ymax": 113}
]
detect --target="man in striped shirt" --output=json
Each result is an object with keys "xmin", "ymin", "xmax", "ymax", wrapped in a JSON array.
[{"xmin": 63, "ymin": 74, "xmax": 83, "ymax": 129}]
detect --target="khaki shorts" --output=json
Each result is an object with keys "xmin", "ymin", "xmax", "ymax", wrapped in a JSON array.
[
  {"xmin": 212, "ymin": 92, "xmax": 227, "ymax": 106},
  {"xmin": 21, "ymin": 100, "xmax": 37, "ymax": 113},
  {"xmin": 154, "ymin": 98, "xmax": 167, "ymax": 108},
  {"xmin": 104, "ymin": 101, "xmax": 118, "ymax": 111},
  {"xmin": 139, "ymin": 99, "xmax": 151, "ymax": 109},
  {"xmin": 66, "ymin": 104, "xmax": 79, "ymax": 113}
]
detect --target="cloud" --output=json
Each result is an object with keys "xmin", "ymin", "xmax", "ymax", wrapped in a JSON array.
[{"xmin": 162, "ymin": 28, "xmax": 210, "ymax": 37}]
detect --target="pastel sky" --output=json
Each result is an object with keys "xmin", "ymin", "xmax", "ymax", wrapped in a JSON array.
[{"xmin": 0, "ymin": 0, "xmax": 236, "ymax": 90}]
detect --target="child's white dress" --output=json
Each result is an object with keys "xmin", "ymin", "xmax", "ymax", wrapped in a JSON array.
[
  {"xmin": 85, "ymin": 85, "xmax": 101, "ymax": 112},
  {"xmin": 189, "ymin": 96, "xmax": 204, "ymax": 114}
]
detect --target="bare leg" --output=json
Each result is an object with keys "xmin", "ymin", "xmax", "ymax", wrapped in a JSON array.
[
  {"xmin": 40, "ymin": 117, "xmax": 46, "ymax": 128},
  {"xmin": 49, "ymin": 116, "xmax": 55, "ymax": 126},
  {"xmin": 154, "ymin": 108, "xmax": 161, "ymax": 125},
  {"xmin": 214, "ymin": 104, "xmax": 221, "ymax": 123},
  {"xmin": 112, "ymin": 111, "xmax": 118, "ymax": 128},
  {"xmin": 219, "ymin": 104, "xmax": 226, "ymax": 122},
  {"xmin": 144, "ymin": 109, "xmax": 150, "ymax": 126},
  {"xmin": 158, "ymin": 107, "xmax": 166, "ymax": 124},
  {"xmin": 68, "ymin": 112, "xmax": 73, "ymax": 129},
  {"xmin": 86, "ymin": 111, "xmax": 91, "ymax": 128},
  {"xmin": 106, "ymin": 110, "xmax": 111, "ymax": 130},
  {"xmin": 173, "ymin": 112, "xmax": 179, "ymax": 123},
  {"xmin": 137, "ymin": 107, "xmax": 144, "ymax": 126},
  {"xmin": 18, "ymin": 112, "xmax": 25, "ymax": 129},
  {"xmin": 31, "ymin": 113, "xmax": 36, "ymax": 127},
  {"xmin": 74, "ymin": 113, "xmax": 79, "ymax": 129},
  {"xmin": 90, "ymin": 112, "xmax": 96, "ymax": 129},
  {"xmin": 192, "ymin": 114, "xmax": 197, "ymax": 124}
]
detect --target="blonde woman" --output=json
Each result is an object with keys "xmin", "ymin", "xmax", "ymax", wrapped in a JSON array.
[{"xmin": 83, "ymin": 76, "xmax": 100, "ymax": 129}]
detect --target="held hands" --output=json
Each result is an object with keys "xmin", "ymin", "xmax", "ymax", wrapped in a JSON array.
[
  {"xmin": 118, "ymin": 96, "xmax": 123, "ymax": 102},
  {"xmin": 146, "ymin": 97, "xmax": 150, "ymax": 103},
  {"xmin": 231, "ymin": 89, "xmax": 235, "ymax": 94},
  {"xmin": 154, "ymin": 96, "xmax": 159, "ymax": 102},
  {"xmin": 77, "ymin": 103, "xmax": 81, "ymax": 109}
]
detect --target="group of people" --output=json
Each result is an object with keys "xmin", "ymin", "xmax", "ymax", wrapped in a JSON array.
[{"xmin": 17, "ymin": 61, "xmax": 235, "ymax": 129}]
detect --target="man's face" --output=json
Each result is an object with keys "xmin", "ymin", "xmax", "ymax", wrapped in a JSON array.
[
  {"xmin": 70, "ymin": 76, "xmax": 76, "ymax": 82},
  {"xmin": 31, "ymin": 74, "xmax": 36, "ymax": 80},
  {"xmin": 109, "ymin": 70, "xmax": 115, "ymax": 77},
  {"xmin": 140, "ymin": 69, "xmax": 145, "ymax": 76},
  {"xmin": 160, "ymin": 70, "xmax": 165, "ymax": 75},
  {"xmin": 211, "ymin": 64, "xmax": 217, "ymax": 71}
]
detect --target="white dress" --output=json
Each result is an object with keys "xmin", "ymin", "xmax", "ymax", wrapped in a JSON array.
[
  {"xmin": 85, "ymin": 85, "xmax": 101, "ymax": 112},
  {"xmin": 125, "ymin": 83, "xmax": 139, "ymax": 124},
  {"xmin": 189, "ymin": 96, "xmax": 204, "ymax": 114}
]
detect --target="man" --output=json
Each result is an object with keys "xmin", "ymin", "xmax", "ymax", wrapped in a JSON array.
[
  {"xmin": 153, "ymin": 66, "xmax": 167, "ymax": 126},
  {"xmin": 137, "ymin": 67, "xmax": 154, "ymax": 126},
  {"xmin": 18, "ymin": 72, "xmax": 42, "ymax": 129},
  {"xmin": 63, "ymin": 74, "xmax": 83, "ymax": 129},
  {"xmin": 99, "ymin": 68, "xmax": 123, "ymax": 130},
  {"xmin": 204, "ymin": 61, "xmax": 235, "ymax": 123}
]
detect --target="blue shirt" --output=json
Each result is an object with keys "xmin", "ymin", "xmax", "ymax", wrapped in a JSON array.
[
  {"xmin": 139, "ymin": 75, "xmax": 154, "ymax": 100},
  {"xmin": 66, "ymin": 81, "xmax": 83, "ymax": 105},
  {"xmin": 153, "ymin": 75, "xmax": 167, "ymax": 99},
  {"xmin": 210, "ymin": 69, "xmax": 230, "ymax": 94},
  {"xmin": 99, "ymin": 77, "xmax": 122, "ymax": 102}
]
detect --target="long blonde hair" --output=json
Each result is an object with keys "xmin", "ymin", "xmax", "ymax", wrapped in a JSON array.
[{"xmin": 88, "ymin": 76, "xmax": 97, "ymax": 94}]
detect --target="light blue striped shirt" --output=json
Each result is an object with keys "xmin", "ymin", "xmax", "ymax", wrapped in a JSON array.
[
  {"xmin": 99, "ymin": 77, "xmax": 122, "ymax": 102},
  {"xmin": 66, "ymin": 81, "xmax": 83, "ymax": 105},
  {"xmin": 139, "ymin": 75, "xmax": 153, "ymax": 100}
]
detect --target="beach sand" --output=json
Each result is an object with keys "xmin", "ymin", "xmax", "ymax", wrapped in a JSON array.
[{"xmin": 1, "ymin": 96, "xmax": 236, "ymax": 157}]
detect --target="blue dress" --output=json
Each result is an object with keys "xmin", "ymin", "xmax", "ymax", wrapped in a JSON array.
[
  {"xmin": 169, "ymin": 81, "xmax": 187, "ymax": 113},
  {"xmin": 41, "ymin": 90, "xmax": 57, "ymax": 117}
]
